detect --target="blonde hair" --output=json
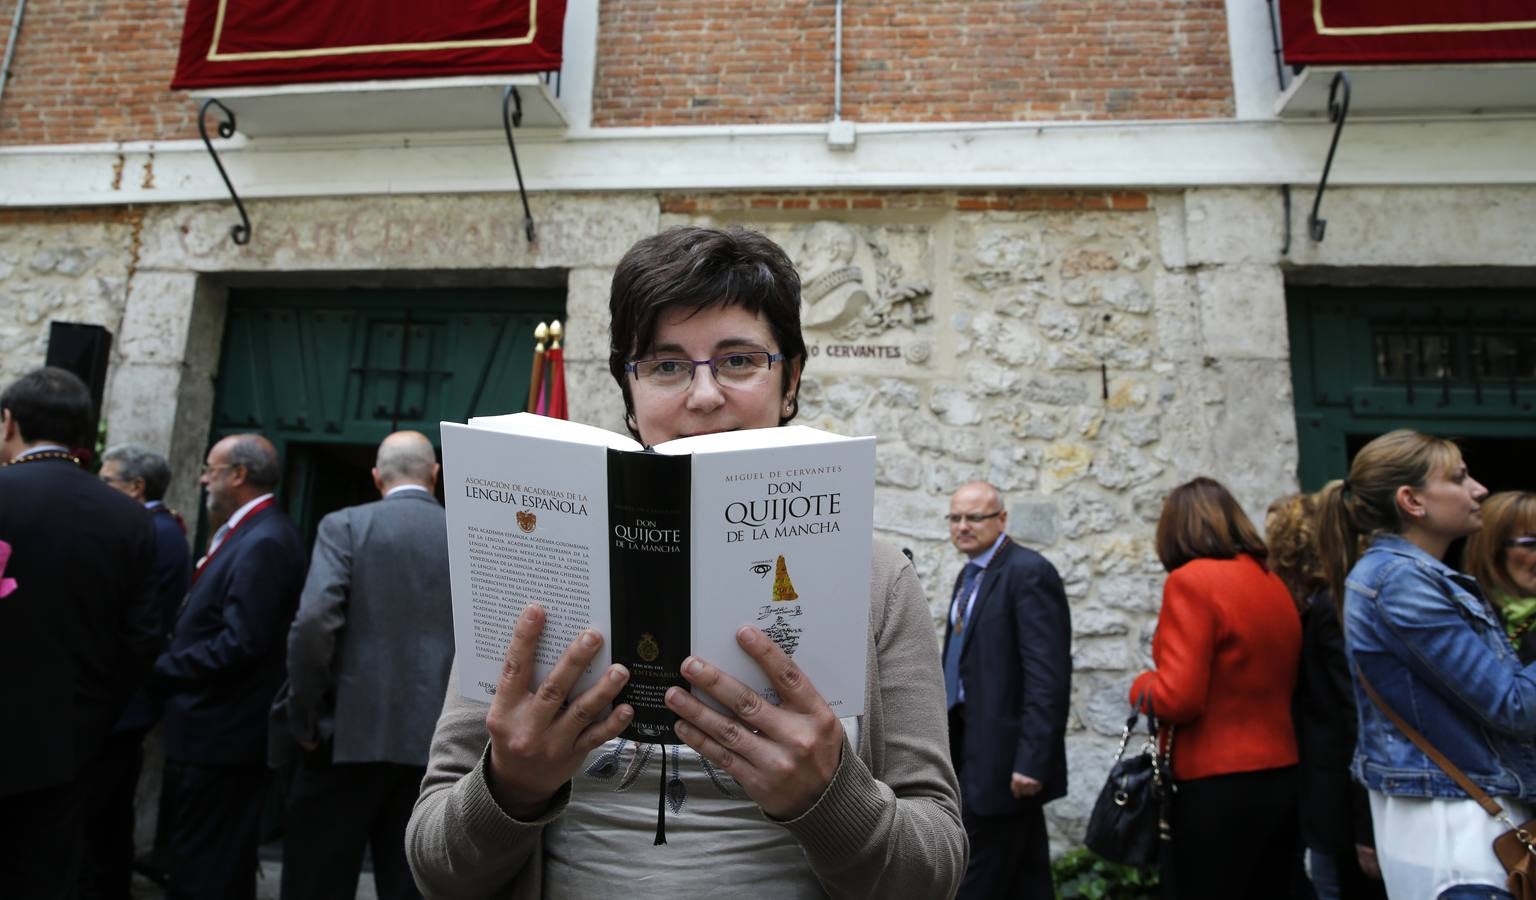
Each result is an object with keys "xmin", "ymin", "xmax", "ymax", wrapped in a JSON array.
[
  {"xmin": 1315, "ymin": 429, "xmax": 1464, "ymax": 604},
  {"xmin": 1465, "ymin": 491, "xmax": 1536, "ymax": 604},
  {"xmin": 1266, "ymin": 492, "xmax": 1325, "ymax": 611}
]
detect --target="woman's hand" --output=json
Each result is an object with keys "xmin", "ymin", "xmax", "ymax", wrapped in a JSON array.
[
  {"xmin": 665, "ymin": 625, "xmax": 843, "ymax": 820},
  {"xmin": 484, "ymin": 605, "xmax": 633, "ymax": 819}
]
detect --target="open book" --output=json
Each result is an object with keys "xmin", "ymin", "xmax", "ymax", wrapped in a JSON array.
[{"xmin": 441, "ymin": 413, "xmax": 875, "ymax": 744}]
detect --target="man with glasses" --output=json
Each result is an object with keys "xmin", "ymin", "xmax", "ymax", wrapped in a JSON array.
[
  {"xmin": 151, "ymin": 433, "xmax": 306, "ymax": 900},
  {"xmin": 941, "ymin": 480, "xmax": 1071, "ymax": 899},
  {"xmin": 80, "ymin": 444, "xmax": 191, "ymax": 898}
]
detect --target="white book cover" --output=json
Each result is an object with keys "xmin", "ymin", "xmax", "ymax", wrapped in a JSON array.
[{"xmin": 440, "ymin": 413, "xmax": 874, "ymax": 742}]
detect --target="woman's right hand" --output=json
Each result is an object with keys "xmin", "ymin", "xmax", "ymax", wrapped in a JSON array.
[{"xmin": 484, "ymin": 604, "xmax": 633, "ymax": 819}]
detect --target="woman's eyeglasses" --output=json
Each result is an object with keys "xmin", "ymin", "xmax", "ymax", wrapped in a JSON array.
[{"xmin": 625, "ymin": 351, "xmax": 783, "ymax": 391}]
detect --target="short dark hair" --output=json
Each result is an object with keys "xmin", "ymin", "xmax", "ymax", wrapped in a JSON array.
[
  {"xmin": 225, "ymin": 434, "xmax": 280, "ymax": 491},
  {"xmin": 607, "ymin": 226, "xmax": 807, "ymax": 440},
  {"xmin": 102, "ymin": 443, "xmax": 173, "ymax": 501},
  {"xmin": 0, "ymin": 367, "xmax": 94, "ymax": 447},
  {"xmin": 1155, "ymin": 477, "xmax": 1269, "ymax": 572}
]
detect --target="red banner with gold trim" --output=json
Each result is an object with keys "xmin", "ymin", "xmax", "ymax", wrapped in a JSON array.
[
  {"xmin": 1281, "ymin": 0, "xmax": 1536, "ymax": 65},
  {"xmin": 172, "ymin": 0, "xmax": 566, "ymax": 89}
]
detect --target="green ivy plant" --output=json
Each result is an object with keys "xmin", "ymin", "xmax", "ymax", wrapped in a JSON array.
[{"xmin": 1053, "ymin": 847, "xmax": 1160, "ymax": 900}]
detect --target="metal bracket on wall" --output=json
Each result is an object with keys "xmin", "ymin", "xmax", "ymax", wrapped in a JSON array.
[
  {"xmin": 1308, "ymin": 71, "xmax": 1351, "ymax": 243},
  {"xmin": 1280, "ymin": 184, "xmax": 1292, "ymax": 255},
  {"xmin": 196, "ymin": 98, "xmax": 251, "ymax": 246},
  {"xmin": 501, "ymin": 86, "xmax": 537, "ymax": 244}
]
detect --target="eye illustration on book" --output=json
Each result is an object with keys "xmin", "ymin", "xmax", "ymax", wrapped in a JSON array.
[{"xmin": 749, "ymin": 560, "xmax": 773, "ymax": 578}]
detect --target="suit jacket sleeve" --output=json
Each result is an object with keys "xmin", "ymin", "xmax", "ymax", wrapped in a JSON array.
[
  {"xmin": 285, "ymin": 510, "xmax": 353, "ymax": 743},
  {"xmin": 1130, "ymin": 568, "xmax": 1216, "ymax": 722},
  {"xmin": 154, "ymin": 531, "xmax": 299, "ymax": 685},
  {"xmin": 1011, "ymin": 555, "xmax": 1072, "ymax": 781},
  {"xmin": 115, "ymin": 513, "xmax": 163, "ymax": 700}
]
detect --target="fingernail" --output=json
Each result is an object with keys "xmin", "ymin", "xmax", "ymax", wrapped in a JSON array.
[
  {"xmin": 618, "ymin": 705, "xmax": 633, "ymax": 721},
  {"xmin": 581, "ymin": 631, "xmax": 598, "ymax": 649},
  {"xmin": 608, "ymin": 665, "xmax": 627, "ymax": 683},
  {"xmin": 685, "ymin": 657, "xmax": 703, "ymax": 675},
  {"xmin": 665, "ymin": 687, "xmax": 683, "ymax": 705},
  {"xmin": 737, "ymin": 626, "xmax": 757, "ymax": 645}
]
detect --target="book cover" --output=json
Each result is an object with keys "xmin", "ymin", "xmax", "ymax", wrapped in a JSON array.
[{"xmin": 441, "ymin": 414, "xmax": 874, "ymax": 736}]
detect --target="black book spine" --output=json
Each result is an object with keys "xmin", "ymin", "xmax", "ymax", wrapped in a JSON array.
[{"xmin": 607, "ymin": 449, "xmax": 690, "ymax": 744}]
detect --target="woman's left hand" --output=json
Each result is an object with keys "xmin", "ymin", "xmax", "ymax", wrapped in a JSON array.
[{"xmin": 665, "ymin": 625, "xmax": 843, "ymax": 820}]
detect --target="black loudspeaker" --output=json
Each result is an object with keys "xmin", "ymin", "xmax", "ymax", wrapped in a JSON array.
[{"xmin": 44, "ymin": 321, "xmax": 113, "ymax": 428}]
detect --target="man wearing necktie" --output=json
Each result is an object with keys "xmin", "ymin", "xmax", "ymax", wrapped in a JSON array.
[
  {"xmin": 151, "ymin": 433, "xmax": 306, "ymax": 900},
  {"xmin": 941, "ymin": 481, "xmax": 1071, "ymax": 899},
  {"xmin": 82, "ymin": 443, "xmax": 191, "ymax": 899}
]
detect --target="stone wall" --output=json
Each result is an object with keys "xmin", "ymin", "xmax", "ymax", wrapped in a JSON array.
[{"xmin": 3, "ymin": 184, "xmax": 1534, "ymax": 852}]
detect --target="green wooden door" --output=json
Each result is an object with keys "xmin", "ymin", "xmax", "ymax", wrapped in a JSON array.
[
  {"xmin": 1289, "ymin": 288, "xmax": 1536, "ymax": 492},
  {"xmin": 208, "ymin": 288, "xmax": 565, "ymax": 543}
]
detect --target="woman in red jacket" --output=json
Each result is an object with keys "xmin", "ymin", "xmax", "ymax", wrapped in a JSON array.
[{"xmin": 1129, "ymin": 477, "xmax": 1303, "ymax": 899}]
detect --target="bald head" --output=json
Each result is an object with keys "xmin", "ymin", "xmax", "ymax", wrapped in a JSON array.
[
  {"xmin": 374, "ymin": 431, "xmax": 438, "ymax": 493},
  {"xmin": 948, "ymin": 480, "xmax": 1008, "ymax": 559}
]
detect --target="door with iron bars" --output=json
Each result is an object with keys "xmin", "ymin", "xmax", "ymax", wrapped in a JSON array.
[
  {"xmin": 208, "ymin": 287, "xmax": 564, "ymax": 544},
  {"xmin": 1288, "ymin": 287, "xmax": 1536, "ymax": 494}
]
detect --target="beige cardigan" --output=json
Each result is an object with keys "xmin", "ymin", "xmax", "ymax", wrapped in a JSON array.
[{"xmin": 405, "ymin": 541, "xmax": 967, "ymax": 899}]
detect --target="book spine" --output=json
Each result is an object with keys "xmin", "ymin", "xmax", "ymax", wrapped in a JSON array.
[{"xmin": 607, "ymin": 449, "xmax": 691, "ymax": 744}]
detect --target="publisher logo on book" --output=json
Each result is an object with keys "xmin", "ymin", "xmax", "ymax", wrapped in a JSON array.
[{"xmin": 516, "ymin": 510, "xmax": 536, "ymax": 533}]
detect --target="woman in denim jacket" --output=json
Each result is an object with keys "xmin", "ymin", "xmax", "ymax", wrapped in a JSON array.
[{"xmin": 1318, "ymin": 429, "xmax": 1536, "ymax": 899}]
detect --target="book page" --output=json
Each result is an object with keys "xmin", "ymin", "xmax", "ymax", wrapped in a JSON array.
[
  {"xmin": 686, "ymin": 434, "xmax": 875, "ymax": 718},
  {"xmin": 442, "ymin": 422, "xmax": 612, "ymax": 703}
]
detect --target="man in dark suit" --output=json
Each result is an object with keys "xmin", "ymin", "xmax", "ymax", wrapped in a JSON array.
[
  {"xmin": 0, "ymin": 367, "xmax": 160, "ymax": 900},
  {"xmin": 274, "ymin": 430, "xmax": 453, "ymax": 900},
  {"xmin": 152, "ymin": 433, "xmax": 306, "ymax": 900},
  {"xmin": 942, "ymin": 480, "xmax": 1072, "ymax": 900},
  {"xmin": 81, "ymin": 443, "xmax": 191, "ymax": 900}
]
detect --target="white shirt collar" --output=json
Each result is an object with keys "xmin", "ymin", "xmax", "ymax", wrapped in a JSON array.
[
  {"xmin": 385, "ymin": 483, "xmax": 430, "ymax": 497},
  {"xmin": 225, "ymin": 493, "xmax": 275, "ymax": 531},
  {"xmin": 967, "ymin": 532, "xmax": 1009, "ymax": 570},
  {"xmin": 15, "ymin": 443, "xmax": 70, "ymax": 459}
]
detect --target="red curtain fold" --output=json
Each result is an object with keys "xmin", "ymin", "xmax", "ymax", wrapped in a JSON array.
[
  {"xmin": 1281, "ymin": 0, "xmax": 1536, "ymax": 65},
  {"xmin": 172, "ymin": 0, "xmax": 566, "ymax": 90}
]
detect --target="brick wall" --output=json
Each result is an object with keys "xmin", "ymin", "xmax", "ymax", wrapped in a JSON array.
[
  {"xmin": 0, "ymin": 0, "xmax": 1232, "ymax": 146},
  {"xmin": 595, "ymin": 0, "xmax": 1234, "ymax": 126},
  {"xmin": 0, "ymin": 0, "xmax": 195, "ymax": 145}
]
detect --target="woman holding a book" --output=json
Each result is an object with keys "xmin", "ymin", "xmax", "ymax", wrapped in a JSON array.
[{"xmin": 406, "ymin": 227, "xmax": 966, "ymax": 898}]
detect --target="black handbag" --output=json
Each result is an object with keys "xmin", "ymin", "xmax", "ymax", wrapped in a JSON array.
[{"xmin": 1084, "ymin": 699, "xmax": 1173, "ymax": 867}]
